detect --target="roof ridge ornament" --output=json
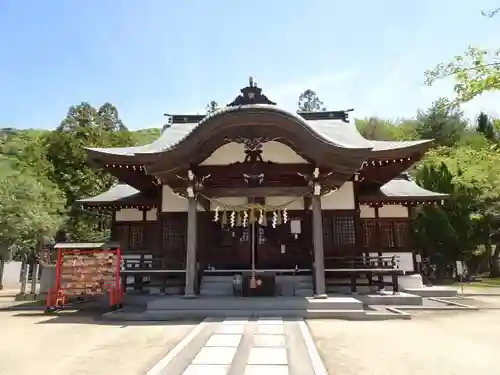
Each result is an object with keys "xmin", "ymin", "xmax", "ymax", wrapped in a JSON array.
[{"xmin": 227, "ymin": 77, "xmax": 277, "ymax": 106}]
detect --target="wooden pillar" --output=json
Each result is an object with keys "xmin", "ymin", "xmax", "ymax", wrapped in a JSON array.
[
  {"xmin": 311, "ymin": 195, "xmax": 327, "ymax": 298},
  {"xmin": 374, "ymin": 204, "xmax": 384, "ymax": 286},
  {"xmin": 142, "ymin": 208, "xmax": 147, "ymax": 241},
  {"xmin": 110, "ymin": 210, "xmax": 117, "ymax": 241},
  {"xmin": 184, "ymin": 197, "xmax": 198, "ymax": 297}
]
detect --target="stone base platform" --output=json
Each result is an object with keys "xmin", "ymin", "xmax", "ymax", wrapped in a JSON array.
[
  {"xmin": 146, "ymin": 296, "xmax": 363, "ymax": 311},
  {"xmin": 102, "ymin": 295, "xmax": 414, "ymax": 321},
  {"xmin": 356, "ymin": 291, "xmax": 423, "ymax": 306}
]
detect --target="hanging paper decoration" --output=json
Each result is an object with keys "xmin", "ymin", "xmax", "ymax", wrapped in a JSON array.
[
  {"xmin": 221, "ymin": 209, "xmax": 228, "ymax": 226},
  {"xmin": 229, "ymin": 211, "xmax": 236, "ymax": 227},
  {"xmin": 272, "ymin": 211, "xmax": 277, "ymax": 228},
  {"xmin": 283, "ymin": 208, "xmax": 288, "ymax": 224},
  {"xmin": 213, "ymin": 206, "xmax": 220, "ymax": 222},
  {"xmin": 243, "ymin": 211, "xmax": 249, "ymax": 227},
  {"xmin": 258, "ymin": 208, "xmax": 264, "ymax": 225},
  {"xmin": 236, "ymin": 211, "xmax": 242, "ymax": 227}
]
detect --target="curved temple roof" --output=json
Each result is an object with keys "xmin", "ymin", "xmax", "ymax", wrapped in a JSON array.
[{"xmin": 86, "ymin": 105, "xmax": 432, "ymax": 161}]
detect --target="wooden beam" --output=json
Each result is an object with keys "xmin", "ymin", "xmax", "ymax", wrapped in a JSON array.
[
  {"xmin": 202, "ymin": 186, "xmax": 311, "ymax": 198},
  {"xmin": 197, "ymin": 194, "xmax": 211, "ymax": 211}
]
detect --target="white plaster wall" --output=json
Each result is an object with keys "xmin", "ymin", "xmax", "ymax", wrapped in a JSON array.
[
  {"xmin": 210, "ymin": 197, "xmax": 248, "ymax": 210},
  {"xmin": 115, "ymin": 208, "xmax": 143, "ymax": 222},
  {"xmin": 161, "ymin": 185, "xmax": 204, "ymax": 212},
  {"xmin": 200, "ymin": 141, "xmax": 309, "ymax": 165},
  {"xmin": 1, "ymin": 261, "xmax": 22, "ymax": 289},
  {"xmin": 369, "ymin": 252, "xmax": 414, "ymax": 272},
  {"xmin": 146, "ymin": 208, "xmax": 157, "ymax": 221},
  {"xmin": 114, "ymin": 208, "xmax": 157, "ymax": 221},
  {"xmin": 360, "ymin": 204, "xmax": 375, "ymax": 218},
  {"xmin": 378, "ymin": 205, "xmax": 408, "ymax": 218},
  {"xmin": 321, "ymin": 182, "xmax": 355, "ymax": 210},
  {"xmin": 265, "ymin": 196, "xmax": 304, "ymax": 210}
]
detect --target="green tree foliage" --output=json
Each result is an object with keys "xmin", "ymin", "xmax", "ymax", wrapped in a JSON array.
[
  {"xmin": 0, "ymin": 167, "xmax": 65, "ymax": 257},
  {"xmin": 415, "ymin": 98, "xmax": 467, "ymax": 147},
  {"xmin": 414, "ymin": 146, "xmax": 500, "ymax": 276},
  {"xmin": 425, "ymin": 46, "xmax": 500, "ymax": 104},
  {"xmin": 476, "ymin": 112, "xmax": 496, "ymax": 140},
  {"xmin": 43, "ymin": 102, "xmax": 133, "ymax": 241},
  {"xmin": 412, "ymin": 163, "xmax": 478, "ymax": 274},
  {"xmin": 297, "ymin": 89, "xmax": 326, "ymax": 112},
  {"xmin": 355, "ymin": 117, "xmax": 419, "ymax": 141}
]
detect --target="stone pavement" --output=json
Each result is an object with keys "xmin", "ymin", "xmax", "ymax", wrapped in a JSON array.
[{"xmin": 147, "ymin": 317, "xmax": 325, "ymax": 375}]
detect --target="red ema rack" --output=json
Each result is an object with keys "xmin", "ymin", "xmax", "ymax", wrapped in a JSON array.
[{"xmin": 45, "ymin": 247, "xmax": 123, "ymax": 313}]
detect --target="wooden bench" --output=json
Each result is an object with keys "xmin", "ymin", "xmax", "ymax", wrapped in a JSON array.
[{"xmin": 324, "ymin": 255, "xmax": 405, "ymax": 294}]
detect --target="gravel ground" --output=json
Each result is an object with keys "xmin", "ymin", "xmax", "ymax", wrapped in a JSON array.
[
  {"xmin": 0, "ymin": 308, "xmax": 197, "ymax": 375},
  {"xmin": 308, "ymin": 307, "xmax": 500, "ymax": 375}
]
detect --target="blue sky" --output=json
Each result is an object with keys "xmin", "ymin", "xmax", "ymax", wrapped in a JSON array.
[{"xmin": 1, "ymin": 0, "xmax": 500, "ymax": 130}]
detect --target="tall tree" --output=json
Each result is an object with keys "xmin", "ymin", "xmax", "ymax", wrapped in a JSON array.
[
  {"xmin": 206, "ymin": 101, "xmax": 220, "ymax": 114},
  {"xmin": 97, "ymin": 103, "xmax": 128, "ymax": 132},
  {"xmin": 415, "ymin": 98, "xmax": 467, "ymax": 147},
  {"xmin": 425, "ymin": 46, "xmax": 500, "ymax": 104},
  {"xmin": 297, "ymin": 90, "xmax": 327, "ymax": 112},
  {"xmin": 476, "ymin": 112, "xmax": 496, "ymax": 140},
  {"xmin": 44, "ymin": 102, "xmax": 132, "ymax": 241}
]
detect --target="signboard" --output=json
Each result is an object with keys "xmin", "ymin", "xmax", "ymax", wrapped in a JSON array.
[
  {"xmin": 59, "ymin": 250, "xmax": 119, "ymax": 296},
  {"xmin": 46, "ymin": 244, "xmax": 122, "ymax": 311}
]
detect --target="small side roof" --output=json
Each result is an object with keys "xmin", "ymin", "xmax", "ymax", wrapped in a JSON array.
[
  {"xmin": 359, "ymin": 178, "xmax": 448, "ymax": 203},
  {"xmin": 76, "ymin": 184, "xmax": 155, "ymax": 208}
]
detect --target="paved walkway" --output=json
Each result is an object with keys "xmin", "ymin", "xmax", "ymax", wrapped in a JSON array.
[{"xmin": 147, "ymin": 317, "xmax": 324, "ymax": 375}]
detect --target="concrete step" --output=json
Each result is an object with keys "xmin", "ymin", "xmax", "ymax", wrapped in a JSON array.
[
  {"xmin": 402, "ymin": 286, "xmax": 458, "ymax": 298},
  {"xmin": 146, "ymin": 296, "xmax": 363, "ymax": 311}
]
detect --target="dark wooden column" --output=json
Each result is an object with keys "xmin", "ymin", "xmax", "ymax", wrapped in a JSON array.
[
  {"xmin": 110, "ymin": 209, "xmax": 117, "ymax": 241},
  {"xmin": 311, "ymin": 195, "xmax": 327, "ymax": 298},
  {"xmin": 184, "ymin": 197, "xmax": 198, "ymax": 297}
]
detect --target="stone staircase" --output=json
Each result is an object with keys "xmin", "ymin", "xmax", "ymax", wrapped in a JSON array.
[
  {"xmin": 277, "ymin": 275, "xmax": 314, "ymax": 296},
  {"xmin": 200, "ymin": 275, "xmax": 234, "ymax": 297}
]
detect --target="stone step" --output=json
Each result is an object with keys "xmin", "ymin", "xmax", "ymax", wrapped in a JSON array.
[
  {"xmin": 146, "ymin": 296, "xmax": 363, "ymax": 311},
  {"xmin": 402, "ymin": 286, "xmax": 458, "ymax": 298}
]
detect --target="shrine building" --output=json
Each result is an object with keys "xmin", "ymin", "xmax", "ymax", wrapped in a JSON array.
[{"xmin": 78, "ymin": 79, "xmax": 446, "ymax": 298}]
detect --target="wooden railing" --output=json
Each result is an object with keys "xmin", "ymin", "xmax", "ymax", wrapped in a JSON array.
[{"xmin": 324, "ymin": 255, "xmax": 405, "ymax": 294}]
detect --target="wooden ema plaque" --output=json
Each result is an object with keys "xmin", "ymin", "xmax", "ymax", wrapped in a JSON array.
[{"xmin": 59, "ymin": 250, "xmax": 118, "ymax": 296}]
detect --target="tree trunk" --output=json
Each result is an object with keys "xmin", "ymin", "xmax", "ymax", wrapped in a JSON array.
[
  {"xmin": 489, "ymin": 244, "xmax": 500, "ymax": 277},
  {"xmin": 0, "ymin": 257, "xmax": 5, "ymax": 290}
]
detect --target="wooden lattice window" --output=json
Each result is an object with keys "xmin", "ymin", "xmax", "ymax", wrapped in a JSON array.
[
  {"xmin": 361, "ymin": 220, "xmax": 377, "ymax": 247},
  {"xmin": 322, "ymin": 216, "xmax": 333, "ymax": 240},
  {"xmin": 333, "ymin": 215, "xmax": 356, "ymax": 245},
  {"xmin": 114, "ymin": 225, "xmax": 130, "ymax": 249},
  {"xmin": 380, "ymin": 222, "xmax": 395, "ymax": 248},
  {"xmin": 129, "ymin": 224, "xmax": 144, "ymax": 250},
  {"xmin": 394, "ymin": 221, "xmax": 409, "ymax": 248},
  {"xmin": 162, "ymin": 215, "xmax": 186, "ymax": 249}
]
